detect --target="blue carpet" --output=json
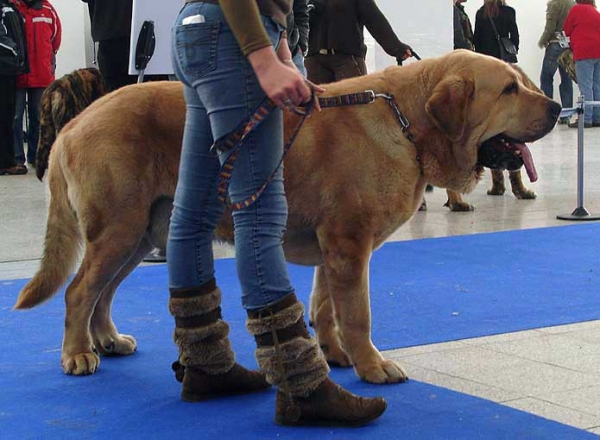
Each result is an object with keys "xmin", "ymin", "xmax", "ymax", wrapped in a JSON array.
[{"xmin": 2, "ymin": 224, "xmax": 600, "ymax": 439}]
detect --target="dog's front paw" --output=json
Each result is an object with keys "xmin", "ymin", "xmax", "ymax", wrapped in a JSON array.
[
  {"xmin": 512, "ymin": 188, "xmax": 536, "ymax": 199},
  {"xmin": 95, "ymin": 334, "xmax": 137, "ymax": 356},
  {"xmin": 61, "ymin": 352, "xmax": 101, "ymax": 375},
  {"xmin": 357, "ymin": 359, "xmax": 409, "ymax": 384}
]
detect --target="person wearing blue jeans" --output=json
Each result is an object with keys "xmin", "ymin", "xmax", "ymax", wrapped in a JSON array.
[
  {"xmin": 574, "ymin": 59, "xmax": 600, "ymax": 126},
  {"xmin": 563, "ymin": 0, "xmax": 600, "ymax": 128},
  {"xmin": 540, "ymin": 43, "xmax": 573, "ymax": 120},
  {"xmin": 167, "ymin": 0, "xmax": 386, "ymax": 427},
  {"xmin": 538, "ymin": 0, "xmax": 574, "ymax": 124},
  {"xmin": 13, "ymin": 87, "xmax": 44, "ymax": 165}
]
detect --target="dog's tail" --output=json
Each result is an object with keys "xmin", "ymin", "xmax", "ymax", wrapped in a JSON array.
[
  {"xmin": 15, "ymin": 152, "xmax": 82, "ymax": 309},
  {"xmin": 36, "ymin": 68, "xmax": 107, "ymax": 181}
]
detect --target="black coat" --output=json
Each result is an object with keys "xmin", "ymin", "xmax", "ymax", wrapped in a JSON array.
[
  {"xmin": 287, "ymin": 0, "xmax": 309, "ymax": 56},
  {"xmin": 0, "ymin": 0, "xmax": 28, "ymax": 75},
  {"xmin": 473, "ymin": 5, "xmax": 519, "ymax": 62},
  {"xmin": 81, "ymin": 0, "xmax": 132, "ymax": 42}
]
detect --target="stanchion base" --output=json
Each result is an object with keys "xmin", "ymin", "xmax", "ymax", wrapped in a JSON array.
[{"xmin": 557, "ymin": 207, "xmax": 600, "ymax": 221}]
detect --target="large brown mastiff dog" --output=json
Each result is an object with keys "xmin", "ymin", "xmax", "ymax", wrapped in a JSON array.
[{"xmin": 15, "ymin": 51, "xmax": 560, "ymax": 383}]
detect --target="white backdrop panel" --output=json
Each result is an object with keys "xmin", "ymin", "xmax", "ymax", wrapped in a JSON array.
[
  {"xmin": 129, "ymin": 0, "xmax": 179, "ymax": 75},
  {"xmin": 367, "ymin": 0, "xmax": 452, "ymax": 73},
  {"xmin": 128, "ymin": 0, "xmax": 451, "ymax": 76}
]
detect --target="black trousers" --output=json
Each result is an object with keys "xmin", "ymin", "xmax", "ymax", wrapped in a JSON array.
[
  {"xmin": 0, "ymin": 75, "xmax": 17, "ymax": 169},
  {"xmin": 97, "ymin": 37, "xmax": 137, "ymax": 92},
  {"xmin": 97, "ymin": 37, "xmax": 171, "ymax": 92}
]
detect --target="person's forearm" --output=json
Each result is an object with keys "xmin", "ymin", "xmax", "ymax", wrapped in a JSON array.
[{"xmin": 220, "ymin": 0, "xmax": 272, "ymax": 56}]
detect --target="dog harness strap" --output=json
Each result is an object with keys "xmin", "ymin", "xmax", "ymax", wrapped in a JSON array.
[{"xmin": 384, "ymin": 95, "xmax": 416, "ymax": 143}]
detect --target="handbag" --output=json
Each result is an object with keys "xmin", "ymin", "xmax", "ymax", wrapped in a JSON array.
[{"xmin": 487, "ymin": 15, "xmax": 517, "ymax": 63}]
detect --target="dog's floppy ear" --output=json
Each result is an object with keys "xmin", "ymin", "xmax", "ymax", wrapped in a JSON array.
[{"xmin": 425, "ymin": 76, "xmax": 474, "ymax": 142}]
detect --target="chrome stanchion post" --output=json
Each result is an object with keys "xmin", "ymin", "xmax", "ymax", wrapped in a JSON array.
[{"xmin": 557, "ymin": 95, "xmax": 600, "ymax": 221}]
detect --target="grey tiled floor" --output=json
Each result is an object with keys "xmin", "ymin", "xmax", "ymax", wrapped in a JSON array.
[{"xmin": 1, "ymin": 123, "xmax": 600, "ymax": 434}]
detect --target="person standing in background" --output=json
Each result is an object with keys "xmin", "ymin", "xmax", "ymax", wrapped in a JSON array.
[
  {"xmin": 563, "ymin": 0, "xmax": 600, "ymax": 128},
  {"xmin": 81, "ymin": 0, "xmax": 136, "ymax": 91},
  {"xmin": 0, "ymin": 0, "xmax": 28, "ymax": 175},
  {"xmin": 305, "ymin": 0, "xmax": 412, "ymax": 84},
  {"xmin": 454, "ymin": 0, "xmax": 474, "ymax": 50},
  {"xmin": 538, "ymin": 0, "xmax": 575, "ymax": 124},
  {"xmin": 13, "ymin": 0, "xmax": 60, "ymax": 169},
  {"xmin": 287, "ymin": 0, "xmax": 309, "ymax": 76},
  {"xmin": 473, "ymin": 0, "xmax": 519, "ymax": 63}
]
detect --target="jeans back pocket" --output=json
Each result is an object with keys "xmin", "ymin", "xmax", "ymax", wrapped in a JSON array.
[{"xmin": 174, "ymin": 21, "xmax": 220, "ymax": 82}]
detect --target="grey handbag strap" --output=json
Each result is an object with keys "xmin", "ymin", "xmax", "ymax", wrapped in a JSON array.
[{"xmin": 487, "ymin": 15, "xmax": 501, "ymax": 41}]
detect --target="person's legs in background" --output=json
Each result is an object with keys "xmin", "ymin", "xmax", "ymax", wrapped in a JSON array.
[
  {"xmin": 13, "ymin": 87, "xmax": 26, "ymax": 165},
  {"xmin": 540, "ymin": 44, "xmax": 559, "ymax": 99},
  {"xmin": 572, "ymin": 59, "xmax": 594, "ymax": 127},
  {"xmin": 97, "ymin": 37, "xmax": 137, "ymax": 92},
  {"xmin": 540, "ymin": 43, "xmax": 571, "ymax": 124},
  {"xmin": 331, "ymin": 53, "xmax": 367, "ymax": 81},
  {"xmin": 591, "ymin": 59, "xmax": 600, "ymax": 127},
  {"xmin": 558, "ymin": 62, "xmax": 573, "ymax": 110},
  {"xmin": 0, "ymin": 75, "xmax": 26, "ymax": 175},
  {"xmin": 305, "ymin": 53, "xmax": 367, "ymax": 84},
  {"xmin": 305, "ymin": 54, "xmax": 335, "ymax": 84},
  {"xmin": 292, "ymin": 50, "xmax": 307, "ymax": 77},
  {"xmin": 25, "ymin": 87, "xmax": 45, "ymax": 166}
]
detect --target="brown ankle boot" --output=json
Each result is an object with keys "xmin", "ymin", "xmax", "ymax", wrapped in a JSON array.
[
  {"xmin": 246, "ymin": 293, "xmax": 387, "ymax": 427},
  {"xmin": 170, "ymin": 279, "xmax": 270, "ymax": 402},
  {"xmin": 173, "ymin": 362, "xmax": 270, "ymax": 402},
  {"xmin": 275, "ymin": 378, "xmax": 387, "ymax": 427}
]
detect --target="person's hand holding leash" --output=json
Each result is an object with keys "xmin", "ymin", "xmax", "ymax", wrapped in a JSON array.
[{"xmin": 249, "ymin": 44, "xmax": 311, "ymax": 109}]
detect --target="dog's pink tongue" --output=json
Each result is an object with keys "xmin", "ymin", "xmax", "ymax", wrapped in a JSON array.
[{"xmin": 516, "ymin": 143, "xmax": 537, "ymax": 182}]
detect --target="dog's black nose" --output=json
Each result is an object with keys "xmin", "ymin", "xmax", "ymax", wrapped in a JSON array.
[{"xmin": 548, "ymin": 101, "xmax": 562, "ymax": 121}]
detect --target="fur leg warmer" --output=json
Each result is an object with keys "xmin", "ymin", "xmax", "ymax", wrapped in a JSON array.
[
  {"xmin": 169, "ymin": 279, "xmax": 235, "ymax": 375},
  {"xmin": 246, "ymin": 293, "xmax": 329, "ymax": 397}
]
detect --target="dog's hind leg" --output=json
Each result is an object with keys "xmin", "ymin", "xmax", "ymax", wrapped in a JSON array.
[
  {"xmin": 89, "ymin": 237, "xmax": 153, "ymax": 357},
  {"xmin": 508, "ymin": 169, "xmax": 536, "ymax": 199},
  {"xmin": 62, "ymin": 228, "xmax": 145, "ymax": 375},
  {"xmin": 308, "ymin": 266, "xmax": 351, "ymax": 367}
]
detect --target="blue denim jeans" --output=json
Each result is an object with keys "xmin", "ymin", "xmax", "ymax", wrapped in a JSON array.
[
  {"xmin": 13, "ymin": 87, "xmax": 44, "ymax": 164},
  {"xmin": 540, "ymin": 43, "xmax": 573, "ymax": 109},
  {"xmin": 292, "ymin": 51, "xmax": 307, "ymax": 77},
  {"xmin": 169, "ymin": 3, "xmax": 294, "ymax": 310},
  {"xmin": 575, "ymin": 58, "xmax": 600, "ymax": 125}
]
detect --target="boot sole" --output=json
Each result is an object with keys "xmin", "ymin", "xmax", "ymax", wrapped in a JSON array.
[
  {"xmin": 274, "ymin": 401, "xmax": 387, "ymax": 428},
  {"xmin": 181, "ymin": 385, "xmax": 271, "ymax": 402}
]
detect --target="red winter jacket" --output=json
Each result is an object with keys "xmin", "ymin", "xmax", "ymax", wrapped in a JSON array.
[
  {"xmin": 15, "ymin": 0, "xmax": 61, "ymax": 88},
  {"xmin": 563, "ymin": 4, "xmax": 600, "ymax": 61}
]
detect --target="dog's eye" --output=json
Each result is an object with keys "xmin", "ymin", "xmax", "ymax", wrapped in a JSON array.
[{"xmin": 503, "ymin": 82, "xmax": 518, "ymax": 94}]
